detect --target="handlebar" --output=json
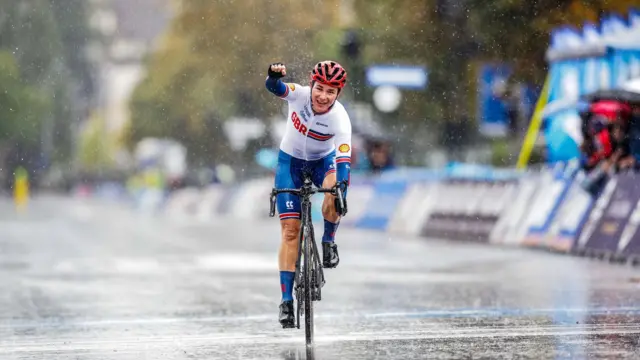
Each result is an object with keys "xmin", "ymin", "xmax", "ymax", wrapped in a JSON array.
[{"xmin": 269, "ymin": 180, "xmax": 348, "ymax": 217}]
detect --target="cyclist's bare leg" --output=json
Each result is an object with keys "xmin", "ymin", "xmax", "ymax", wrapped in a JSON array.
[
  {"xmin": 278, "ymin": 218, "xmax": 299, "ymax": 328},
  {"xmin": 279, "ymin": 219, "xmax": 301, "ymax": 272},
  {"xmin": 321, "ymin": 173, "xmax": 340, "ymax": 268},
  {"xmin": 322, "ymin": 173, "xmax": 340, "ymax": 223}
]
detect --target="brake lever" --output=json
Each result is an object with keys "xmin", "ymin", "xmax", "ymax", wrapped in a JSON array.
[
  {"xmin": 340, "ymin": 180, "xmax": 348, "ymax": 216},
  {"xmin": 332, "ymin": 182, "xmax": 348, "ymax": 217},
  {"xmin": 269, "ymin": 190, "xmax": 276, "ymax": 217}
]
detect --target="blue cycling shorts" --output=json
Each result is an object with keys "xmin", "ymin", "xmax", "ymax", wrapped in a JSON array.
[{"xmin": 275, "ymin": 150, "xmax": 336, "ymax": 220}]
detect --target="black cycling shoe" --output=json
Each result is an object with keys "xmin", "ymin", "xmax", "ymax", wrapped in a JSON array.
[
  {"xmin": 279, "ymin": 300, "xmax": 295, "ymax": 328},
  {"xmin": 322, "ymin": 241, "xmax": 339, "ymax": 268}
]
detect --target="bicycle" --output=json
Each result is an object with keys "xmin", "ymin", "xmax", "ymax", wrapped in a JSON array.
[{"xmin": 269, "ymin": 173, "xmax": 348, "ymax": 346}]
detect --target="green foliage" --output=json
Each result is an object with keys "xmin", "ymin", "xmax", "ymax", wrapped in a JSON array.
[
  {"xmin": 0, "ymin": 0, "xmax": 94, "ymax": 161},
  {"xmin": 130, "ymin": 0, "xmax": 640, "ymax": 163},
  {"xmin": 490, "ymin": 139, "xmax": 512, "ymax": 167},
  {"xmin": 128, "ymin": 0, "xmax": 332, "ymax": 162},
  {"xmin": 77, "ymin": 113, "xmax": 114, "ymax": 172},
  {"xmin": 0, "ymin": 51, "xmax": 46, "ymax": 144}
]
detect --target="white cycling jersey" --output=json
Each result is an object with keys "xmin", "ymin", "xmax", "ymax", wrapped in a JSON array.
[{"xmin": 278, "ymin": 83, "xmax": 352, "ymax": 162}]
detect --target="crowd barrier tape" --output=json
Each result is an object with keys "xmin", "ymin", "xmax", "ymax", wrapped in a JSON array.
[{"xmin": 142, "ymin": 161, "xmax": 640, "ymax": 265}]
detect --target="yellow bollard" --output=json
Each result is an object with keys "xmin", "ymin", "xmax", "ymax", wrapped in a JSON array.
[{"xmin": 13, "ymin": 167, "xmax": 29, "ymax": 213}]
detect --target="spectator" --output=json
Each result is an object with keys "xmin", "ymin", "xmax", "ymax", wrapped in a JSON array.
[
  {"xmin": 366, "ymin": 138, "xmax": 395, "ymax": 173},
  {"xmin": 579, "ymin": 100, "xmax": 631, "ymax": 172},
  {"xmin": 579, "ymin": 99, "xmax": 636, "ymax": 196}
]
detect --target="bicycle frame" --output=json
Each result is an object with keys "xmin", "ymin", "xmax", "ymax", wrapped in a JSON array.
[{"xmin": 295, "ymin": 176, "xmax": 325, "ymax": 297}]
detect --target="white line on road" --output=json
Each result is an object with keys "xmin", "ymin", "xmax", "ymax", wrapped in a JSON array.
[
  {"xmin": 0, "ymin": 306, "xmax": 639, "ymax": 328},
  {"xmin": 2, "ymin": 325, "xmax": 640, "ymax": 353}
]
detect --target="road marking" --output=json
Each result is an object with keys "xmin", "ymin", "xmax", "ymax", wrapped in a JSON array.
[
  {"xmin": 1, "ymin": 306, "xmax": 639, "ymax": 328},
  {"xmin": 2, "ymin": 325, "xmax": 640, "ymax": 353}
]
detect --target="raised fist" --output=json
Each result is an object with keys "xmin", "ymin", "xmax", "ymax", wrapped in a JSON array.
[{"xmin": 268, "ymin": 63, "xmax": 286, "ymax": 78}]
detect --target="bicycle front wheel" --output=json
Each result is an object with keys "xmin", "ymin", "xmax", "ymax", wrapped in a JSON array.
[{"xmin": 303, "ymin": 219, "xmax": 314, "ymax": 346}]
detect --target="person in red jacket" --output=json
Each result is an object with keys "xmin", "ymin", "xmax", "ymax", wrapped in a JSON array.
[
  {"xmin": 581, "ymin": 100, "xmax": 632, "ymax": 171},
  {"xmin": 580, "ymin": 99, "xmax": 635, "ymax": 195}
]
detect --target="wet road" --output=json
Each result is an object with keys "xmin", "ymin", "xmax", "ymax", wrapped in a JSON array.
[{"xmin": 1, "ymin": 195, "xmax": 640, "ymax": 359}]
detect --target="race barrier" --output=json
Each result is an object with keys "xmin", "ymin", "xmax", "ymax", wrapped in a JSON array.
[
  {"xmin": 543, "ymin": 171, "xmax": 595, "ymax": 252},
  {"xmin": 123, "ymin": 161, "xmax": 640, "ymax": 266},
  {"xmin": 520, "ymin": 164, "xmax": 578, "ymax": 249},
  {"xmin": 574, "ymin": 172, "xmax": 640, "ymax": 261},
  {"xmin": 419, "ymin": 179, "xmax": 517, "ymax": 243}
]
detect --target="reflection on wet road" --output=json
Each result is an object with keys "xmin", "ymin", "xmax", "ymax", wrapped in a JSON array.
[{"xmin": 1, "ymin": 195, "xmax": 640, "ymax": 359}]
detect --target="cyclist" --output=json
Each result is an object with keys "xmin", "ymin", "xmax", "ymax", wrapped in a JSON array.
[{"xmin": 265, "ymin": 61, "xmax": 351, "ymax": 328}]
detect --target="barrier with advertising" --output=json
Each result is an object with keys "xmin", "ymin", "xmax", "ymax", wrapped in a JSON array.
[
  {"xmin": 574, "ymin": 176, "xmax": 617, "ymax": 253},
  {"xmin": 387, "ymin": 182, "xmax": 436, "ymax": 236},
  {"xmin": 489, "ymin": 177, "xmax": 539, "ymax": 246},
  {"xmin": 139, "ymin": 160, "xmax": 640, "ymax": 266},
  {"xmin": 618, "ymin": 186, "xmax": 640, "ymax": 258},
  {"xmin": 575, "ymin": 172, "xmax": 640, "ymax": 256},
  {"xmin": 335, "ymin": 184, "xmax": 375, "ymax": 227},
  {"xmin": 355, "ymin": 180, "xmax": 408, "ymax": 231},
  {"xmin": 543, "ymin": 172, "xmax": 596, "ymax": 252},
  {"xmin": 420, "ymin": 179, "xmax": 516, "ymax": 242},
  {"xmin": 520, "ymin": 165, "xmax": 577, "ymax": 248}
]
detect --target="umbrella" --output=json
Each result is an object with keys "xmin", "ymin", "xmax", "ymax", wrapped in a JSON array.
[{"xmin": 582, "ymin": 89, "xmax": 640, "ymax": 104}]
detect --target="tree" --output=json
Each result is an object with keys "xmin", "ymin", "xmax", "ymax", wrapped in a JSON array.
[
  {"xmin": 465, "ymin": 0, "xmax": 640, "ymax": 81},
  {"xmin": 0, "ymin": 0, "xmax": 94, "ymax": 163},
  {"xmin": 50, "ymin": 0, "xmax": 95, "ymax": 99},
  {"xmin": 350, "ymin": 0, "xmax": 443, "ymax": 145},
  {"xmin": 77, "ymin": 112, "xmax": 114, "ymax": 173},
  {"xmin": 353, "ymin": 0, "xmax": 640, "ymax": 144},
  {"xmin": 0, "ymin": 51, "xmax": 46, "ymax": 144},
  {"xmin": 131, "ymin": 0, "xmax": 640, "ymax": 166},
  {"xmin": 128, "ymin": 0, "xmax": 335, "ymax": 163}
]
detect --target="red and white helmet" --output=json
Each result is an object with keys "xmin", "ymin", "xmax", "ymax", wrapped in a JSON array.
[{"xmin": 310, "ymin": 60, "xmax": 347, "ymax": 89}]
